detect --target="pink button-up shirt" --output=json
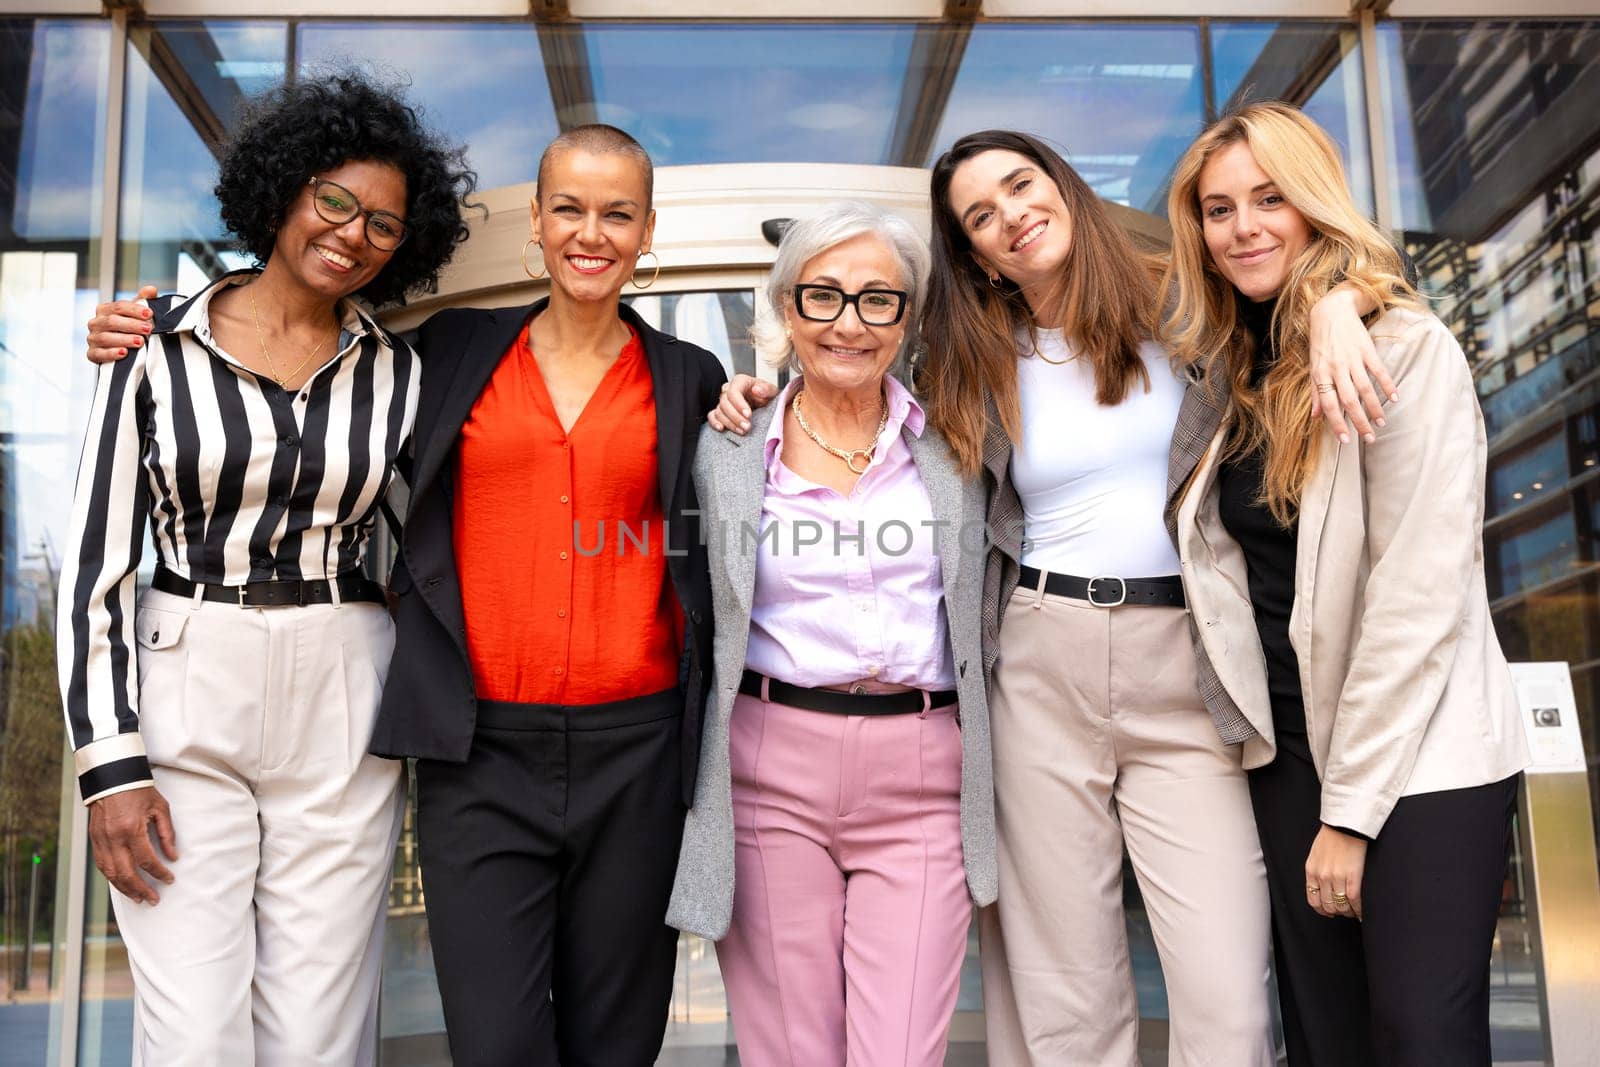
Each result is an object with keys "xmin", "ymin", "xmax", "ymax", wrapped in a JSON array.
[{"xmin": 744, "ymin": 375, "xmax": 956, "ymax": 691}]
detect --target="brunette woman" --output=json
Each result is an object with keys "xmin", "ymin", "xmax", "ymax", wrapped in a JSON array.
[
  {"xmin": 60, "ymin": 73, "xmax": 473, "ymax": 1065},
  {"xmin": 1164, "ymin": 102, "xmax": 1528, "ymax": 1067}
]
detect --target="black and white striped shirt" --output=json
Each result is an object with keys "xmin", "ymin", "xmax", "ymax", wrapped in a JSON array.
[{"xmin": 57, "ymin": 271, "xmax": 420, "ymax": 803}]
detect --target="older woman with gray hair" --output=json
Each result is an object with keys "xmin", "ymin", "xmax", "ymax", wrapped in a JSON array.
[{"xmin": 667, "ymin": 201, "xmax": 996, "ymax": 1066}]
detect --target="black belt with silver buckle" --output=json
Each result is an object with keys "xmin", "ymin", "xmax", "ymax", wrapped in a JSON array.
[
  {"xmin": 1019, "ymin": 565, "xmax": 1185, "ymax": 608},
  {"xmin": 740, "ymin": 669, "xmax": 957, "ymax": 716},
  {"xmin": 153, "ymin": 566, "xmax": 386, "ymax": 608}
]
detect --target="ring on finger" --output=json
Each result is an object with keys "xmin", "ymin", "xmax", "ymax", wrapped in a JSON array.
[
  {"xmin": 1315, "ymin": 381, "xmax": 1336, "ymax": 393},
  {"xmin": 1330, "ymin": 892, "xmax": 1349, "ymax": 905},
  {"xmin": 1306, "ymin": 884, "xmax": 1320, "ymax": 894}
]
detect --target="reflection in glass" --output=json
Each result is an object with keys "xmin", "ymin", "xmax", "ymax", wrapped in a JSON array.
[
  {"xmin": 297, "ymin": 22, "xmax": 559, "ymax": 191},
  {"xmin": 585, "ymin": 24, "xmax": 916, "ymax": 166},
  {"xmin": 626, "ymin": 290, "xmax": 756, "ymax": 380},
  {"xmin": 0, "ymin": 16, "xmax": 109, "ymax": 1064},
  {"xmin": 1378, "ymin": 23, "xmax": 1600, "ymax": 910},
  {"xmin": 932, "ymin": 24, "xmax": 1204, "ymax": 213},
  {"xmin": 119, "ymin": 21, "xmax": 287, "ymax": 296},
  {"xmin": 1209, "ymin": 22, "xmax": 1371, "ymax": 213}
]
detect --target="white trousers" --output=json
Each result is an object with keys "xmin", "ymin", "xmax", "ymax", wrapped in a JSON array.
[
  {"xmin": 113, "ymin": 588, "xmax": 404, "ymax": 1067},
  {"xmin": 980, "ymin": 587, "xmax": 1274, "ymax": 1067}
]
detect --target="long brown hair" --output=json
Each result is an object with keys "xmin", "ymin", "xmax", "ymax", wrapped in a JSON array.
[
  {"xmin": 1161, "ymin": 103, "xmax": 1416, "ymax": 524},
  {"xmin": 923, "ymin": 130, "xmax": 1157, "ymax": 476}
]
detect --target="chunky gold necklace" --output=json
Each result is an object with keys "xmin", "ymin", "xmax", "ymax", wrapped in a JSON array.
[
  {"xmin": 792, "ymin": 390, "xmax": 888, "ymax": 475},
  {"xmin": 250, "ymin": 285, "xmax": 335, "ymax": 390}
]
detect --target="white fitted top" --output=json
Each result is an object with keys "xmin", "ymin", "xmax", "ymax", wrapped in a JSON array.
[{"xmin": 1011, "ymin": 329, "xmax": 1185, "ymax": 576}]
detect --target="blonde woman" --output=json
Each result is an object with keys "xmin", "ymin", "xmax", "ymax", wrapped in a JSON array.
[{"xmin": 1163, "ymin": 102, "xmax": 1529, "ymax": 1066}]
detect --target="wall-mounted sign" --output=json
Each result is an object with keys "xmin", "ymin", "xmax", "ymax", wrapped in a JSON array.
[{"xmin": 1509, "ymin": 662, "xmax": 1589, "ymax": 775}]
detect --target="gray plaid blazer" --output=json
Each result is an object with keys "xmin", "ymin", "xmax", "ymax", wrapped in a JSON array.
[{"xmin": 1163, "ymin": 368, "xmax": 1257, "ymax": 744}]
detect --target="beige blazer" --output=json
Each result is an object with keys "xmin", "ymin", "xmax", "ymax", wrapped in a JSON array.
[{"xmin": 1175, "ymin": 305, "xmax": 1529, "ymax": 837}]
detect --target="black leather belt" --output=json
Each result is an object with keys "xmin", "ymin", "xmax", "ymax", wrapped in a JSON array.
[
  {"xmin": 740, "ymin": 669, "xmax": 957, "ymax": 716},
  {"xmin": 153, "ymin": 566, "xmax": 386, "ymax": 608},
  {"xmin": 1019, "ymin": 565, "xmax": 1185, "ymax": 608}
]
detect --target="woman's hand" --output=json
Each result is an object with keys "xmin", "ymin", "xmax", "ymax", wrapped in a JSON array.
[
  {"xmin": 86, "ymin": 285, "xmax": 159, "ymax": 364},
  {"xmin": 1305, "ymin": 824, "xmax": 1367, "ymax": 920},
  {"xmin": 89, "ymin": 785, "xmax": 179, "ymax": 904},
  {"xmin": 1308, "ymin": 287, "xmax": 1399, "ymax": 445},
  {"xmin": 707, "ymin": 373, "xmax": 777, "ymax": 435}
]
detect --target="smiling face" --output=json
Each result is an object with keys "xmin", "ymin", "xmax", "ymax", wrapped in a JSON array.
[
  {"xmin": 945, "ymin": 148, "xmax": 1073, "ymax": 305},
  {"xmin": 533, "ymin": 147, "xmax": 655, "ymax": 303},
  {"xmin": 1198, "ymin": 140, "xmax": 1313, "ymax": 302},
  {"xmin": 785, "ymin": 232, "xmax": 907, "ymax": 398},
  {"xmin": 273, "ymin": 158, "xmax": 406, "ymax": 300}
]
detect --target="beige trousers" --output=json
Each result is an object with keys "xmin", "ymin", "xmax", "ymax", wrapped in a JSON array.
[
  {"xmin": 112, "ymin": 588, "xmax": 405, "ymax": 1067},
  {"xmin": 980, "ymin": 584, "xmax": 1273, "ymax": 1067}
]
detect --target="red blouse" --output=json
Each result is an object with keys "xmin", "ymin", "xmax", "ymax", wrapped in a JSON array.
[{"xmin": 453, "ymin": 322, "xmax": 680, "ymax": 705}]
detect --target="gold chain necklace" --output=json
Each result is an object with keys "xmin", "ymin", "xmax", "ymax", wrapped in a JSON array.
[
  {"xmin": 792, "ymin": 390, "xmax": 889, "ymax": 475},
  {"xmin": 250, "ymin": 285, "xmax": 335, "ymax": 390}
]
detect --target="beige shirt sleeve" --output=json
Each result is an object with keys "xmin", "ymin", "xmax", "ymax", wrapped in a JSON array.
[{"xmin": 1319, "ymin": 315, "xmax": 1483, "ymax": 837}]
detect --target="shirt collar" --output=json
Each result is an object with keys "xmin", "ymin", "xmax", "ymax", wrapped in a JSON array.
[
  {"xmin": 162, "ymin": 268, "xmax": 380, "ymax": 346},
  {"xmin": 763, "ymin": 372, "xmax": 925, "ymax": 469}
]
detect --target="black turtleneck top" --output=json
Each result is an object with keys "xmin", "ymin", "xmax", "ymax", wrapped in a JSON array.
[{"xmin": 1215, "ymin": 296, "xmax": 1307, "ymax": 735}]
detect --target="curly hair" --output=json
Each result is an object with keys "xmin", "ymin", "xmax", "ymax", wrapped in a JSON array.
[{"xmin": 215, "ymin": 71, "xmax": 478, "ymax": 308}]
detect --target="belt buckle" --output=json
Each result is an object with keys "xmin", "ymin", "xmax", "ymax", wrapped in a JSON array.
[
  {"xmin": 240, "ymin": 580, "xmax": 302, "ymax": 608},
  {"xmin": 1087, "ymin": 574, "xmax": 1127, "ymax": 608}
]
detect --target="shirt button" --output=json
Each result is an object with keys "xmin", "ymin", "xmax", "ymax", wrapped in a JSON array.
[
  {"xmin": 557, "ymin": 609, "xmax": 566, "ymax": 618},
  {"xmin": 858, "ymin": 603, "xmax": 870, "ymax": 612},
  {"xmin": 282, "ymin": 433, "xmax": 299, "ymax": 447},
  {"xmin": 298, "ymin": 392, "xmax": 308, "ymax": 402},
  {"xmin": 560, "ymin": 495, "xmax": 569, "ymax": 504},
  {"xmin": 553, "ymin": 666, "xmax": 564, "ymax": 676},
  {"xmin": 559, "ymin": 551, "xmax": 568, "ymax": 560}
]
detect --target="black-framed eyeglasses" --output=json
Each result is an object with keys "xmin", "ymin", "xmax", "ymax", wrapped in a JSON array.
[
  {"xmin": 792, "ymin": 284, "xmax": 908, "ymax": 327},
  {"xmin": 305, "ymin": 177, "xmax": 410, "ymax": 251}
]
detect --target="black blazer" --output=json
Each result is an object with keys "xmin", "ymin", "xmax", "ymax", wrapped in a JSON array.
[{"xmin": 370, "ymin": 298, "xmax": 728, "ymax": 805}]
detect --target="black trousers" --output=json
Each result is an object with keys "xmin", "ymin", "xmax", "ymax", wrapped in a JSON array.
[
  {"xmin": 1247, "ymin": 729, "xmax": 1518, "ymax": 1067},
  {"xmin": 416, "ymin": 689, "xmax": 686, "ymax": 1067}
]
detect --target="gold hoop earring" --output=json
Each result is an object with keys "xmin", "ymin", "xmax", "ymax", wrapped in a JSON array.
[
  {"xmin": 632, "ymin": 250, "xmax": 661, "ymax": 290},
  {"xmin": 522, "ymin": 239, "xmax": 547, "ymax": 281},
  {"xmin": 987, "ymin": 274, "xmax": 1005, "ymax": 290}
]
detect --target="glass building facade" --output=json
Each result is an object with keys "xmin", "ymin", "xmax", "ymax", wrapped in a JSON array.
[{"xmin": 0, "ymin": 5, "xmax": 1595, "ymax": 1065}]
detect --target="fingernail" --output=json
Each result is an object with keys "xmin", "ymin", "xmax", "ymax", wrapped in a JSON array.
[
  {"xmin": 1338, "ymin": 433, "xmax": 1349, "ymax": 444},
  {"xmin": 118, "ymin": 348, "xmax": 127, "ymax": 356},
  {"xmin": 141, "ymin": 324, "xmax": 151, "ymax": 333},
  {"xmin": 1375, "ymin": 418, "xmax": 1386, "ymax": 428},
  {"xmin": 1364, "ymin": 433, "xmax": 1376, "ymax": 444},
  {"xmin": 131, "ymin": 339, "xmax": 141, "ymax": 347},
  {"xmin": 1389, "ymin": 392, "xmax": 1400, "ymax": 402},
  {"xmin": 740, "ymin": 422, "xmax": 750, "ymax": 432},
  {"xmin": 142, "ymin": 309, "xmax": 152, "ymax": 319}
]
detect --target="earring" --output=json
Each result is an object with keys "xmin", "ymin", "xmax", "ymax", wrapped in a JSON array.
[
  {"xmin": 521, "ymin": 239, "xmax": 547, "ymax": 281},
  {"xmin": 632, "ymin": 250, "xmax": 661, "ymax": 290},
  {"xmin": 988, "ymin": 274, "xmax": 1005, "ymax": 290},
  {"xmin": 784, "ymin": 324, "xmax": 793, "ymax": 340}
]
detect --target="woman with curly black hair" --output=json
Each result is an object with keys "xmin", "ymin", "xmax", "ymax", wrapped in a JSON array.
[{"xmin": 59, "ymin": 71, "xmax": 474, "ymax": 1066}]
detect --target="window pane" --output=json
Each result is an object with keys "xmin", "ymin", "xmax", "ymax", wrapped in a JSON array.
[
  {"xmin": 585, "ymin": 24, "xmax": 917, "ymax": 165},
  {"xmin": 933, "ymin": 24, "xmax": 1205, "ymax": 213},
  {"xmin": 0, "ymin": 14, "xmax": 110, "ymax": 1065},
  {"xmin": 1209, "ymin": 21, "xmax": 1372, "ymax": 214},
  {"xmin": 118, "ymin": 21, "xmax": 288, "ymax": 295},
  {"xmin": 297, "ymin": 22, "xmax": 558, "ymax": 190}
]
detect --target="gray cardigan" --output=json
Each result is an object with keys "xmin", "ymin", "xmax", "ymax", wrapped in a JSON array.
[{"xmin": 666, "ymin": 401, "xmax": 999, "ymax": 940}]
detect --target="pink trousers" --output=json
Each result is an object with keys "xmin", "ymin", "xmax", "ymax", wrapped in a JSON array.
[{"xmin": 716, "ymin": 692, "xmax": 971, "ymax": 1067}]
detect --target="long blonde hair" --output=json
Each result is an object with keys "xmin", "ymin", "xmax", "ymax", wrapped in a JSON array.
[{"xmin": 1160, "ymin": 102, "xmax": 1417, "ymax": 524}]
